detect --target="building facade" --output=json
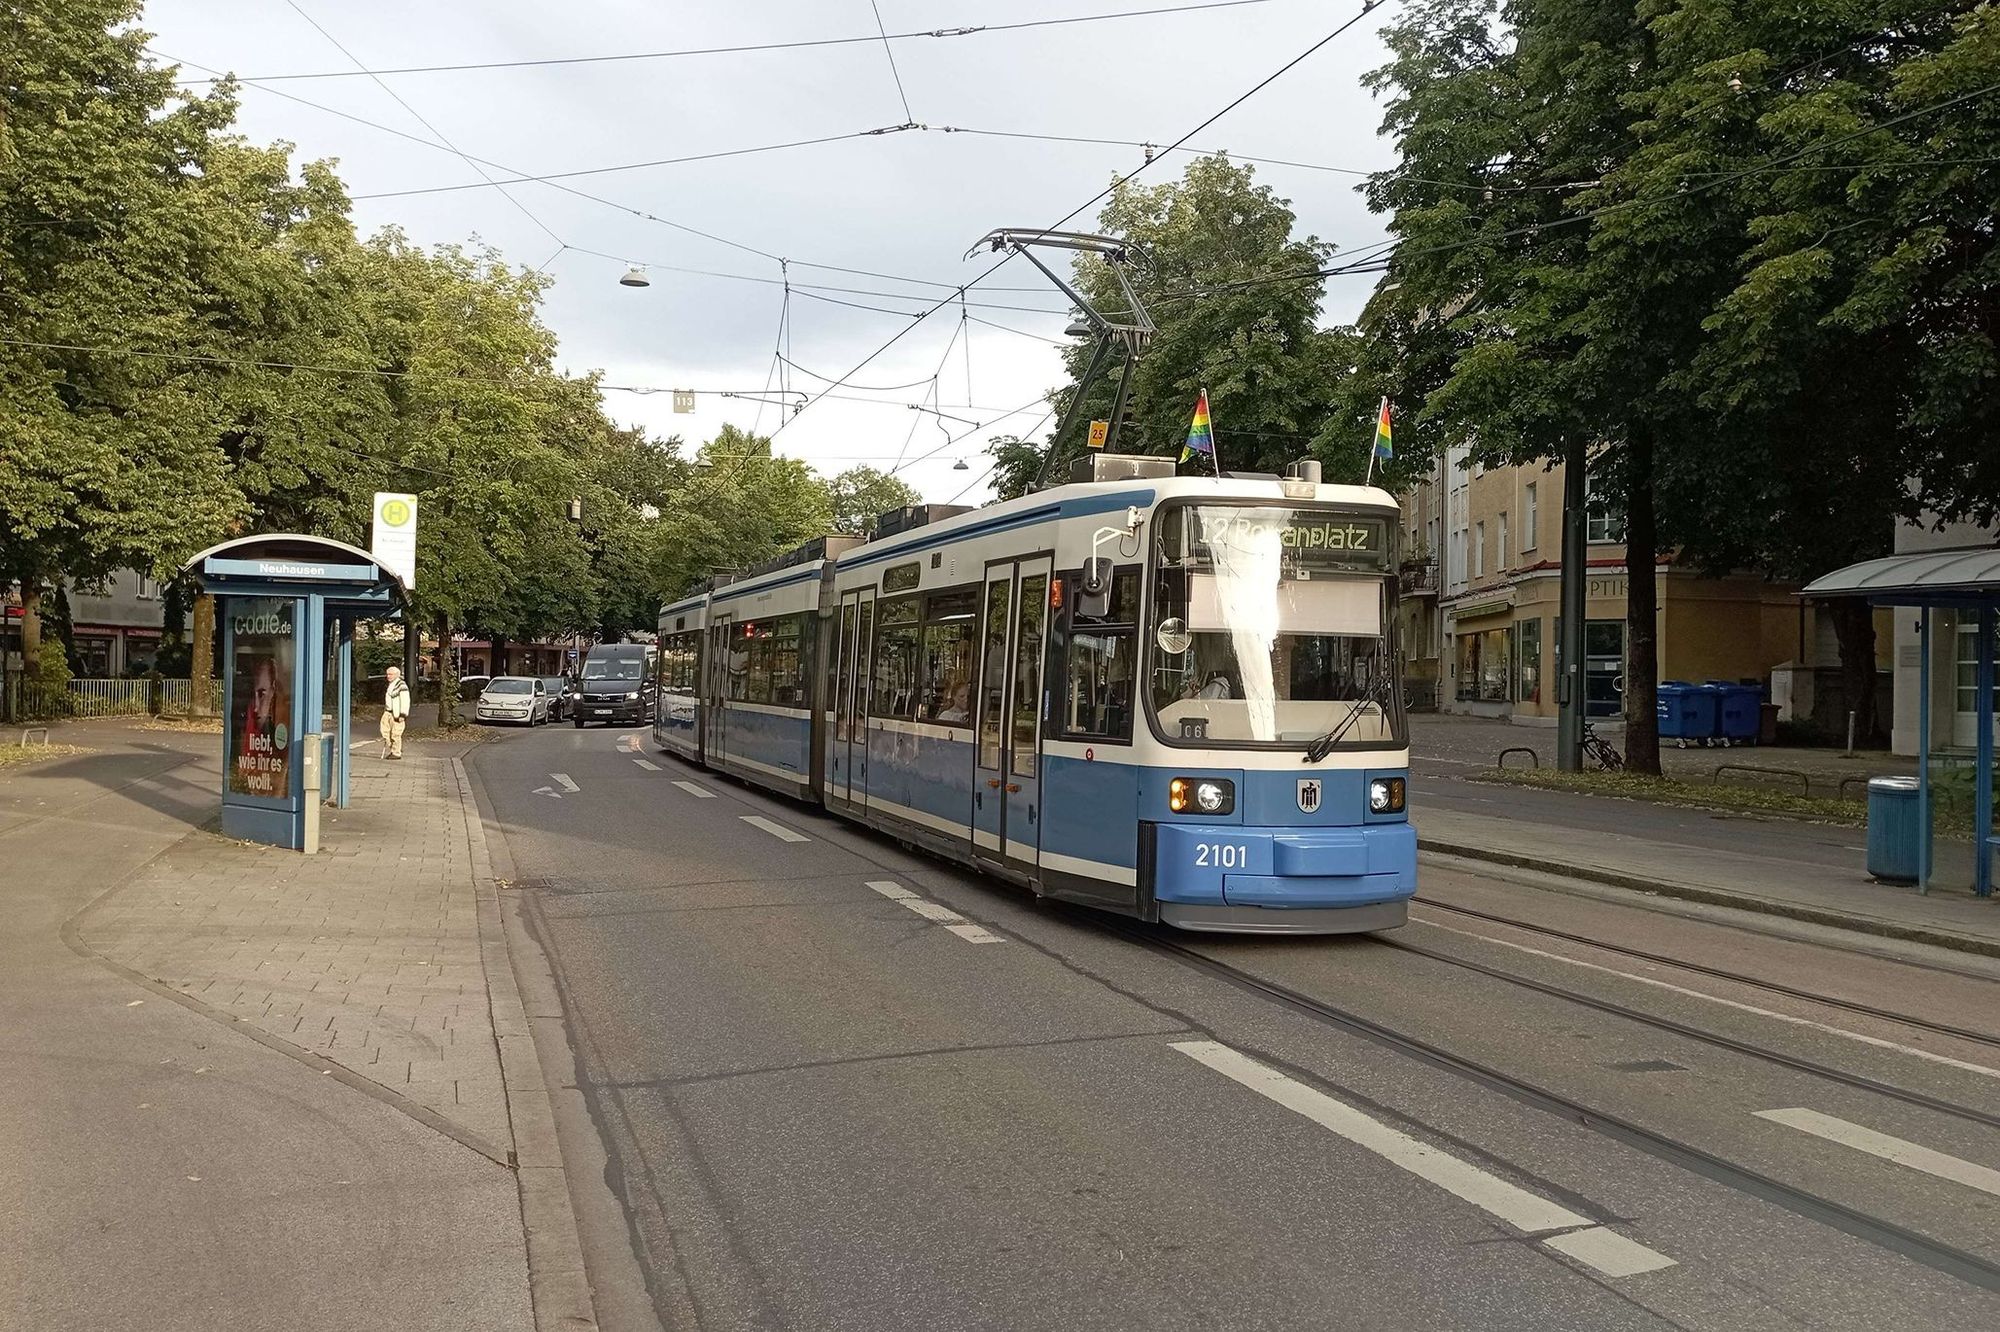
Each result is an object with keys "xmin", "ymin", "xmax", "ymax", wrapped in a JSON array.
[
  {"xmin": 1398, "ymin": 449, "xmax": 1816, "ymax": 725},
  {"xmin": 2, "ymin": 571, "xmax": 185, "ymax": 677}
]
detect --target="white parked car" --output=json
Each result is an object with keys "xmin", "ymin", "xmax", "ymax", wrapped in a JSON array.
[{"xmin": 476, "ymin": 676, "xmax": 550, "ymax": 726}]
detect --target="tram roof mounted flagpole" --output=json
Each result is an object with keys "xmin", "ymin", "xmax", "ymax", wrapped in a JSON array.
[{"xmin": 969, "ymin": 228, "xmax": 1155, "ymax": 489}]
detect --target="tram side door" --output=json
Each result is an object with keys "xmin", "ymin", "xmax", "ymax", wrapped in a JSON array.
[
  {"xmin": 973, "ymin": 557, "xmax": 1051, "ymax": 875},
  {"xmin": 835, "ymin": 588, "xmax": 874, "ymax": 806},
  {"xmin": 706, "ymin": 615, "xmax": 732, "ymax": 759}
]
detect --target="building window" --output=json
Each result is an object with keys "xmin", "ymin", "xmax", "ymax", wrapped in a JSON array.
[
  {"xmin": 1455, "ymin": 627, "xmax": 1513, "ymax": 703},
  {"xmin": 1516, "ymin": 617, "xmax": 1542, "ymax": 704},
  {"xmin": 1522, "ymin": 482, "xmax": 1538, "ymax": 552},
  {"xmin": 1586, "ymin": 473, "xmax": 1626, "ymax": 543},
  {"xmin": 136, "ymin": 575, "xmax": 158, "ymax": 600},
  {"xmin": 1473, "ymin": 521, "xmax": 1485, "ymax": 577},
  {"xmin": 1497, "ymin": 511, "xmax": 1509, "ymax": 569}
]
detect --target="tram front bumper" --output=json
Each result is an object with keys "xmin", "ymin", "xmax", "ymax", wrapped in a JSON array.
[{"xmin": 1151, "ymin": 822, "xmax": 1416, "ymax": 912}]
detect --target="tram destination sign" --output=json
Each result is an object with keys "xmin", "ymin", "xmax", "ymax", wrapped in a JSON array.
[{"xmin": 1193, "ymin": 510, "xmax": 1391, "ymax": 568}]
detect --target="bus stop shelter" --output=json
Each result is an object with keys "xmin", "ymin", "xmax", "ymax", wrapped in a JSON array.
[
  {"xmin": 184, "ymin": 534, "xmax": 409, "ymax": 852},
  {"xmin": 1802, "ymin": 548, "xmax": 1998, "ymax": 896}
]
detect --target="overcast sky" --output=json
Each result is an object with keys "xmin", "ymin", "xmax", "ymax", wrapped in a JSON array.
[{"xmin": 146, "ymin": 0, "xmax": 1402, "ymax": 503}]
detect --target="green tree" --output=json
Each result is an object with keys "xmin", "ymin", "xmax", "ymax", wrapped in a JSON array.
[
  {"xmin": 651, "ymin": 426, "xmax": 833, "ymax": 597},
  {"xmin": 1052, "ymin": 156, "xmax": 1355, "ymax": 476},
  {"xmin": 982, "ymin": 433, "xmax": 1049, "ymax": 504},
  {"xmin": 826, "ymin": 465, "xmax": 920, "ymax": 533},
  {"xmin": 0, "ymin": 0, "xmax": 252, "ymax": 669}
]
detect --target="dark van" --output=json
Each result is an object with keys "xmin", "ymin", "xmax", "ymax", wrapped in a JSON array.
[{"xmin": 574, "ymin": 642, "xmax": 658, "ymax": 727}]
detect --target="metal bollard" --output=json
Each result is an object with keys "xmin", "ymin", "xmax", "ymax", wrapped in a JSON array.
[{"xmin": 1845, "ymin": 710, "xmax": 1856, "ymax": 757}]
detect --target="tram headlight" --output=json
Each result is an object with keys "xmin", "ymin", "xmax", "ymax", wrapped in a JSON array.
[
  {"xmin": 1368, "ymin": 777, "xmax": 1406, "ymax": 814},
  {"xmin": 1169, "ymin": 777, "xmax": 1234, "ymax": 815}
]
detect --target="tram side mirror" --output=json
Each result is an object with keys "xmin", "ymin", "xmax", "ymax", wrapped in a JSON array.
[
  {"xmin": 1156, "ymin": 617, "xmax": 1191, "ymax": 656},
  {"xmin": 1076, "ymin": 558, "xmax": 1113, "ymax": 619}
]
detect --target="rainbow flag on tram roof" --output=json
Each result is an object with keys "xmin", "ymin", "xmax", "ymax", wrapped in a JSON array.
[
  {"xmin": 1373, "ymin": 397, "xmax": 1394, "ymax": 460},
  {"xmin": 1180, "ymin": 390, "xmax": 1215, "ymax": 464}
]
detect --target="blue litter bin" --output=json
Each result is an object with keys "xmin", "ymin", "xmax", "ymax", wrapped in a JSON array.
[
  {"xmin": 1865, "ymin": 776, "xmax": 1925, "ymax": 884},
  {"xmin": 1707, "ymin": 682, "xmax": 1762, "ymax": 745},
  {"xmin": 1657, "ymin": 682, "xmax": 1719, "ymax": 747}
]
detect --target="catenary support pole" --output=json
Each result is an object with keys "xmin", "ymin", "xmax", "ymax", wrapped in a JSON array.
[
  {"xmin": 1556, "ymin": 440, "xmax": 1588, "ymax": 771},
  {"xmin": 1918, "ymin": 607, "xmax": 1931, "ymax": 895}
]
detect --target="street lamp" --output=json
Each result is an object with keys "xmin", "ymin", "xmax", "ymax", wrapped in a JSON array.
[
  {"xmin": 619, "ymin": 266, "xmax": 650, "ymax": 288},
  {"xmin": 952, "ymin": 458, "xmax": 970, "ymax": 471}
]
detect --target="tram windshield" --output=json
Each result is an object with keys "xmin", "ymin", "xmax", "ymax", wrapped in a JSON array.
[{"xmin": 1148, "ymin": 503, "xmax": 1403, "ymax": 749}]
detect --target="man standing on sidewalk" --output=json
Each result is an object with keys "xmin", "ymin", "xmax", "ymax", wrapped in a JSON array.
[{"xmin": 381, "ymin": 665, "xmax": 411, "ymax": 760}]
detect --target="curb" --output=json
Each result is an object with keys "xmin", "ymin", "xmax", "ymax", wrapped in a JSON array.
[
  {"xmin": 1418, "ymin": 837, "xmax": 2000, "ymax": 961},
  {"xmin": 455, "ymin": 758, "xmax": 600, "ymax": 1332}
]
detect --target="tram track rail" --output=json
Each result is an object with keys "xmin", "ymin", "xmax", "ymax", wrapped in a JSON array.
[
  {"xmin": 612, "ymin": 754, "xmax": 2000, "ymax": 1295},
  {"xmin": 1413, "ymin": 895, "xmax": 2000, "ymax": 1051},
  {"xmin": 1111, "ymin": 924, "xmax": 2000, "ymax": 1297},
  {"xmin": 1371, "ymin": 933, "xmax": 2000, "ymax": 1132}
]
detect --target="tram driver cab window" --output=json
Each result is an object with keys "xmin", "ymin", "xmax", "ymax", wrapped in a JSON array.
[{"xmin": 1061, "ymin": 566, "xmax": 1139, "ymax": 741}]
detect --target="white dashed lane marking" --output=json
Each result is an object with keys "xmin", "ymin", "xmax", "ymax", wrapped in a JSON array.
[
  {"xmin": 673, "ymin": 780, "xmax": 715, "ymax": 799},
  {"xmin": 633, "ymin": 758, "xmax": 661, "ymax": 771},
  {"xmin": 740, "ymin": 814, "xmax": 810, "ymax": 843},
  {"xmin": 1756, "ymin": 1108, "xmax": 2000, "ymax": 1198},
  {"xmin": 865, "ymin": 881, "xmax": 1004, "ymax": 943},
  {"xmin": 1171, "ymin": 1040, "xmax": 1677, "ymax": 1279}
]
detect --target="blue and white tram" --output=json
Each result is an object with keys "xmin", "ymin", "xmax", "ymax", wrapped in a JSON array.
[{"xmin": 654, "ymin": 462, "xmax": 1414, "ymax": 933}]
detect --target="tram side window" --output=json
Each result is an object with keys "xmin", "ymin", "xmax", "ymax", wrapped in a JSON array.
[
  {"xmin": 919, "ymin": 589, "xmax": 979, "ymax": 727},
  {"xmin": 872, "ymin": 597, "xmax": 921, "ymax": 721},
  {"xmin": 1062, "ymin": 567, "xmax": 1139, "ymax": 741},
  {"xmin": 725, "ymin": 623, "xmax": 750, "ymax": 701},
  {"xmin": 767, "ymin": 614, "xmax": 805, "ymax": 706}
]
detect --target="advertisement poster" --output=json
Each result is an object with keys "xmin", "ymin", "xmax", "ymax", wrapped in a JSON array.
[{"xmin": 227, "ymin": 598, "xmax": 295, "ymax": 799}]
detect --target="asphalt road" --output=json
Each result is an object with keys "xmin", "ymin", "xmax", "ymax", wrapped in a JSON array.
[{"xmin": 471, "ymin": 722, "xmax": 2000, "ymax": 1331}]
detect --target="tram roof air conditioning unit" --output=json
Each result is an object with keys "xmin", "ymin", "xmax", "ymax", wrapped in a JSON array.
[
  {"xmin": 1068, "ymin": 453, "xmax": 1176, "ymax": 485},
  {"xmin": 873, "ymin": 504, "xmax": 973, "ymax": 539}
]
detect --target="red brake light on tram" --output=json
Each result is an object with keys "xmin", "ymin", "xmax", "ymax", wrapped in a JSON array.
[{"xmin": 1050, "ymin": 580, "xmax": 1064, "ymax": 609}]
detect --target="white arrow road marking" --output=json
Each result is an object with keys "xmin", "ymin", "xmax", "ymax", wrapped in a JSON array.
[
  {"xmin": 672, "ymin": 780, "xmax": 715, "ymax": 799},
  {"xmin": 1172, "ymin": 1040, "xmax": 1676, "ymax": 1279},
  {"xmin": 1756, "ymin": 1108, "xmax": 2000, "ymax": 1198},
  {"xmin": 618, "ymin": 735, "xmax": 640, "ymax": 752},
  {"xmin": 865, "ymin": 881, "xmax": 1004, "ymax": 943},
  {"xmin": 532, "ymin": 786, "xmax": 562, "ymax": 800},
  {"xmin": 551, "ymin": 773, "xmax": 580, "ymax": 794},
  {"xmin": 740, "ymin": 814, "xmax": 809, "ymax": 843},
  {"xmin": 633, "ymin": 758, "xmax": 661, "ymax": 771}
]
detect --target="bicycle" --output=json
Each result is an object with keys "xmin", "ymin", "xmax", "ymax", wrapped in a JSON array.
[{"xmin": 1581, "ymin": 718, "xmax": 1624, "ymax": 770}]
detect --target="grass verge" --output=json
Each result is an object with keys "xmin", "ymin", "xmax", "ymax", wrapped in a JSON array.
[
  {"xmin": 1466, "ymin": 766, "xmax": 1867, "ymax": 824},
  {"xmin": 1466, "ymin": 767, "xmax": 1985, "ymax": 839},
  {"xmin": 0, "ymin": 743, "xmax": 93, "ymax": 772}
]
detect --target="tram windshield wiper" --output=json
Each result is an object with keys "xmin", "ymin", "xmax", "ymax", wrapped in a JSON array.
[{"xmin": 1303, "ymin": 673, "xmax": 1394, "ymax": 764}]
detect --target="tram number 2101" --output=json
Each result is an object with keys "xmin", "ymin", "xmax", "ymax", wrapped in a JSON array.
[{"xmin": 1193, "ymin": 841, "xmax": 1250, "ymax": 869}]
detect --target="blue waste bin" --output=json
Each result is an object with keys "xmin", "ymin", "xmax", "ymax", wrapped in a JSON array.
[
  {"xmin": 1656, "ymin": 681, "xmax": 1719, "ymax": 747},
  {"xmin": 1707, "ymin": 682, "xmax": 1762, "ymax": 745},
  {"xmin": 1865, "ymin": 776, "xmax": 1925, "ymax": 884}
]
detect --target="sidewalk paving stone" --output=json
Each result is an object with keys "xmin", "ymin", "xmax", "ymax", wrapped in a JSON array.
[{"xmin": 76, "ymin": 752, "xmax": 515, "ymax": 1158}]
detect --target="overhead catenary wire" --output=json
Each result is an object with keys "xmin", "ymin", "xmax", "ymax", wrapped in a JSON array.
[
  {"xmin": 867, "ymin": 0, "xmax": 917, "ymax": 125},
  {"xmin": 176, "ymin": 0, "xmax": 1292, "ymax": 84},
  {"xmin": 280, "ymin": 1, "xmax": 566, "ymax": 251},
  {"xmin": 773, "ymin": 0, "xmax": 1392, "ymax": 438}
]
